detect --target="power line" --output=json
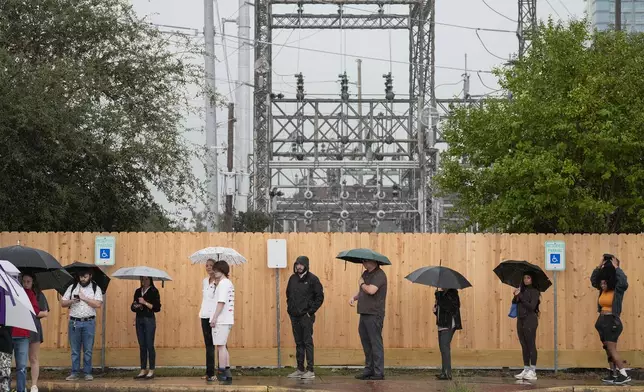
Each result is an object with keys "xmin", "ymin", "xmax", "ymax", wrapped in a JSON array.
[
  {"xmin": 544, "ymin": 0, "xmax": 563, "ymax": 19},
  {"xmin": 557, "ymin": 0, "xmax": 572, "ymax": 17},
  {"xmin": 475, "ymin": 30, "xmax": 509, "ymax": 61},
  {"xmin": 481, "ymin": 0, "xmax": 517, "ymax": 23},
  {"xmin": 476, "ymin": 71, "xmax": 498, "ymax": 91}
]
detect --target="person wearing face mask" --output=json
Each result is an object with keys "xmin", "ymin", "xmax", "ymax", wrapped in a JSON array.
[
  {"xmin": 199, "ymin": 259, "xmax": 218, "ymax": 382},
  {"xmin": 209, "ymin": 261, "xmax": 235, "ymax": 382},
  {"xmin": 60, "ymin": 269, "xmax": 103, "ymax": 382},
  {"xmin": 131, "ymin": 276, "xmax": 161, "ymax": 380},
  {"xmin": 286, "ymin": 256, "xmax": 324, "ymax": 380}
]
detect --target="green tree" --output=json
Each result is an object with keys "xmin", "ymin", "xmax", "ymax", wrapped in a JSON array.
[
  {"xmin": 436, "ymin": 20, "xmax": 644, "ymax": 233},
  {"xmin": 233, "ymin": 210, "xmax": 273, "ymax": 233},
  {"xmin": 0, "ymin": 0, "xmax": 208, "ymax": 231}
]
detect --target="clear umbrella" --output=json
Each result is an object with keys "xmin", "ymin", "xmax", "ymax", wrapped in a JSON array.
[{"xmin": 189, "ymin": 247, "xmax": 247, "ymax": 266}]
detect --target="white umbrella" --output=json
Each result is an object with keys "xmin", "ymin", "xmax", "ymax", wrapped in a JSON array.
[
  {"xmin": 0, "ymin": 266, "xmax": 37, "ymax": 331},
  {"xmin": 0, "ymin": 260, "xmax": 20, "ymax": 277},
  {"xmin": 189, "ymin": 247, "xmax": 247, "ymax": 266}
]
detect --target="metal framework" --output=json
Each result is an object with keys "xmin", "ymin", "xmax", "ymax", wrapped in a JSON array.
[
  {"xmin": 517, "ymin": 0, "xmax": 537, "ymax": 58},
  {"xmin": 253, "ymin": 0, "xmax": 436, "ymax": 232}
]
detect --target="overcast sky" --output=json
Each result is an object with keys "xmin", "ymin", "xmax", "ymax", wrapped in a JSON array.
[{"xmin": 130, "ymin": 0, "xmax": 586, "ymax": 218}]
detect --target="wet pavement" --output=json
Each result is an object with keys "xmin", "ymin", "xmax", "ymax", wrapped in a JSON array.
[{"xmin": 35, "ymin": 375, "xmax": 644, "ymax": 392}]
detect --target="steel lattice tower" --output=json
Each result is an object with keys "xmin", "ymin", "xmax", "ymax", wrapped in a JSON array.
[
  {"xmin": 518, "ymin": 0, "xmax": 537, "ymax": 58},
  {"xmin": 252, "ymin": 0, "xmax": 436, "ymax": 232}
]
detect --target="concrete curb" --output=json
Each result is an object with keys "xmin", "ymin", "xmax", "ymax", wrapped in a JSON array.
[
  {"xmin": 532, "ymin": 387, "xmax": 644, "ymax": 392},
  {"xmin": 37, "ymin": 381, "xmax": 328, "ymax": 392}
]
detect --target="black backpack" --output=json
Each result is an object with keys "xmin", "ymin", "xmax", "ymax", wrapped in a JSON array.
[{"xmin": 70, "ymin": 280, "xmax": 99, "ymax": 296}]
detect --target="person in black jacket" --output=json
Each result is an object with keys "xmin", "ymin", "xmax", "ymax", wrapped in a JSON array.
[
  {"xmin": 433, "ymin": 289, "xmax": 462, "ymax": 380},
  {"xmin": 512, "ymin": 273, "xmax": 540, "ymax": 381},
  {"xmin": 591, "ymin": 254, "xmax": 630, "ymax": 385},
  {"xmin": 286, "ymin": 256, "xmax": 324, "ymax": 380},
  {"xmin": 131, "ymin": 276, "xmax": 161, "ymax": 380}
]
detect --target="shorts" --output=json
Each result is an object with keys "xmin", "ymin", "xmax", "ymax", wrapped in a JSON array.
[
  {"xmin": 212, "ymin": 324, "xmax": 232, "ymax": 346},
  {"xmin": 595, "ymin": 314, "xmax": 623, "ymax": 343}
]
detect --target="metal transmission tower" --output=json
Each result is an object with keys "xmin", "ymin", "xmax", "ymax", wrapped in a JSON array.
[
  {"xmin": 517, "ymin": 0, "xmax": 537, "ymax": 58},
  {"xmin": 253, "ymin": 0, "xmax": 436, "ymax": 232}
]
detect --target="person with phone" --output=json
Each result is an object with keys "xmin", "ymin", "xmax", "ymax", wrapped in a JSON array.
[
  {"xmin": 131, "ymin": 276, "xmax": 161, "ymax": 380},
  {"xmin": 60, "ymin": 269, "xmax": 103, "ymax": 382},
  {"xmin": 591, "ymin": 254, "xmax": 630, "ymax": 385}
]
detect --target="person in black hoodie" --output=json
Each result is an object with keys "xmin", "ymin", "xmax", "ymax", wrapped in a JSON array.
[
  {"xmin": 286, "ymin": 256, "xmax": 324, "ymax": 380},
  {"xmin": 433, "ymin": 289, "xmax": 462, "ymax": 380},
  {"xmin": 130, "ymin": 276, "xmax": 161, "ymax": 380},
  {"xmin": 512, "ymin": 272, "xmax": 540, "ymax": 381},
  {"xmin": 591, "ymin": 254, "xmax": 630, "ymax": 385}
]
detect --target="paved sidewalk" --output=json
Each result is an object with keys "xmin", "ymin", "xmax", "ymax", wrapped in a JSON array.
[{"xmin": 32, "ymin": 376, "xmax": 644, "ymax": 392}]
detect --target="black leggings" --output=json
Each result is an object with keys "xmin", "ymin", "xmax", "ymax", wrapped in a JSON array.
[{"xmin": 517, "ymin": 316, "xmax": 538, "ymax": 366}]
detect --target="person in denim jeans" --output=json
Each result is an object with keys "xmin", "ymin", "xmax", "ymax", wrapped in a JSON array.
[
  {"xmin": 131, "ymin": 277, "xmax": 161, "ymax": 379},
  {"xmin": 11, "ymin": 284, "xmax": 39, "ymax": 392},
  {"xmin": 60, "ymin": 270, "xmax": 103, "ymax": 381}
]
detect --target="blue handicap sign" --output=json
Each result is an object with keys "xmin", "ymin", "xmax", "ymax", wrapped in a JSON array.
[
  {"xmin": 99, "ymin": 248, "xmax": 110, "ymax": 259},
  {"xmin": 550, "ymin": 253, "xmax": 561, "ymax": 264}
]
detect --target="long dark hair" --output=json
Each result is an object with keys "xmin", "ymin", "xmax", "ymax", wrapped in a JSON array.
[
  {"xmin": 520, "ymin": 272, "xmax": 541, "ymax": 316},
  {"xmin": 599, "ymin": 263, "xmax": 617, "ymax": 290},
  {"xmin": 140, "ymin": 276, "xmax": 156, "ymax": 289},
  {"xmin": 20, "ymin": 272, "xmax": 41, "ymax": 297}
]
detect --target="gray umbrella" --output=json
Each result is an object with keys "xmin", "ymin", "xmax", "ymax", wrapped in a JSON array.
[
  {"xmin": 405, "ymin": 266, "xmax": 472, "ymax": 290},
  {"xmin": 112, "ymin": 266, "xmax": 173, "ymax": 287}
]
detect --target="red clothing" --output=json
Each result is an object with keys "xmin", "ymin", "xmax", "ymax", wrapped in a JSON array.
[{"xmin": 11, "ymin": 289, "xmax": 40, "ymax": 338}]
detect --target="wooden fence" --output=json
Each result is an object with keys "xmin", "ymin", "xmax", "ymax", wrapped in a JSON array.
[{"xmin": 2, "ymin": 232, "xmax": 644, "ymax": 369}]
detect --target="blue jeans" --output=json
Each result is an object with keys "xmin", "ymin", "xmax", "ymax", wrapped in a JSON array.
[
  {"xmin": 135, "ymin": 317, "xmax": 156, "ymax": 370},
  {"xmin": 68, "ymin": 319, "xmax": 96, "ymax": 375},
  {"xmin": 12, "ymin": 337, "xmax": 29, "ymax": 392}
]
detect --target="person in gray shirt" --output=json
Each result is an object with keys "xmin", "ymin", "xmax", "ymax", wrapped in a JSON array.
[{"xmin": 349, "ymin": 260, "xmax": 387, "ymax": 380}]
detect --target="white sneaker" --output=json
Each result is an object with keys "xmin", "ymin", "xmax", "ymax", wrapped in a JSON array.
[
  {"xmin": 301, "ymin": 371, "xmax": 315, "ymax": 379},
  {"xmin": 523, "ymin": 370, "xmax": 537, "ymax": 381},
  {"xmin": 287, "ymin": 370, "xmax": 305, "ymax": 378},
  {"xmin": 514, "ymin": 369, "xmax": 527, "ymax": 379},
  {"xmin": 31, "ymin": 386, "xmax": 39, "ymax": 392}
]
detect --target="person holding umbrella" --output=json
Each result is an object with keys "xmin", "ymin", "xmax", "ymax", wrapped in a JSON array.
[
  {"xmin": 405, "ymin": 266, "xmax": 471, "ymax": 381},
  {"xmin": 60, "ymin": 268, "xmax": 104, "ymax": 381},
  {"xmin": 21, "ymin": 273, "xmax": 49, "ymax": 392},
  {"xmin": 339, "ymin": 249, "xmax": 389, "ymax": 381},
  {"xmin": 131, "ymin": 277, "xmax": 161, "ymax": 380},
  {"xmin": 591, "ymin": 254, "xmax": 630, "ymax": 385},
  {"xmin": 11, "ymin": 280, "xmax": 40, "ymax": 392},
  {"xmin": 208, "ymin": 260, "xmax": 235, "ymax": 382}
]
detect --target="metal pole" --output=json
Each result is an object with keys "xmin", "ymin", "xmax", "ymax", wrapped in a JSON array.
[
  {"xmin": 236, "ymin": 0, "xmax": 251, "ymax": 212},
  {"xmin": 553, "ymin": 270, "xmax": 558, "ymax": 373},
  {"xmin": 615, "ymin": 0, "xmax": 622, "ymax": 31},
  {"xmin": 226, "ymin": 103, "xmax": 235, "ymax": 231},
  {"xmin": 205, "ymin": 0, "xmax": 219, "ymax": 231},
  {"xmin": 417, "ymin": 95, "xmax": 427, "ymax": 233},
  {"xmin": 276, "ymin": 269, "xmax": 281, "ymax": 368},
  {"xmin": 101, "ymin": 290, "xmax": 107, "ymax": 371}
]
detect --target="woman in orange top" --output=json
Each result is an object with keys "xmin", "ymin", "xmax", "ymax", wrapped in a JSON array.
[{"xmin": 591, "ymin": 254, "xmax": 629, "ymax": 385}]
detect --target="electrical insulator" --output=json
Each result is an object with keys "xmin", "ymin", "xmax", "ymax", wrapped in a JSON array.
[
  {"xmin": 383, "ymin": 72, "xmax": 395, "ymax": 101},
  {"xmin": 295, "ymin": 72, "xmax": 305, "ymax": 101},
  {"xmin": 339, "ymin": 72, "xmax": 349, "ymax": 101}
]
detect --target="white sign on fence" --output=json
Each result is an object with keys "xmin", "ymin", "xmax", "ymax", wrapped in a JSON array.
[{"xmin": 545, "ymin": 240, "xmax": 565, "ymax": 271}]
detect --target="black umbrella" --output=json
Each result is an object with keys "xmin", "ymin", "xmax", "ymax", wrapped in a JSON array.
[
  {"xmin": 16, "ymin": 267, "xmax": 75, "ymax": 294},
  {"xmin": 0, "ymin": 245, "xmax": 62, "ymax": 270},
  {"xmin": 493, "ymin": 260, "xmax": 552, "ymax": 292},
  {"xmin": 405, "ymin": 266, "xmax": 472, "ymax": 290},
  {"xmin": 63, "ymin": 262, "xmax": 111, "ymax": 294},
  {"xmin": 336, "ymin": 249, "xmax": 392, "ymax": 266}
]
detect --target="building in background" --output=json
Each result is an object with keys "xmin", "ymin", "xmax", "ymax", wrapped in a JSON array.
[{"xmin": 585, "ymin": 0, "xmax": 644, "ymax": 32}]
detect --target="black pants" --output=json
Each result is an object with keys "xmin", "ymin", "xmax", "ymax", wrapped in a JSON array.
[
  {"xmin": 358, "ymin": 314, "xmax": 384, "ymax": 377},
  {"xmin": 201, "ymin": 318, "xmax": 215, "ymax": 377},
  {"xmin": 136, "ymin": 317, "xmax": 156, "ymax": 370},
  {"xmin": 438, "ymin": 328, "xmax": 455, "ymax": 375},
  {"xmin": 290, "ymin": 315, "xmax": 315, "ymax": 372},
  {"xmin": 517, "ymin": 316, "xmax": 538, "ymax": 366}
]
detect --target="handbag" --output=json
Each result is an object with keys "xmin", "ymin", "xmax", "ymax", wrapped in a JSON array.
[{"xmin": 508, "ymin": 303, "xmax": 517, "ymax": 318}]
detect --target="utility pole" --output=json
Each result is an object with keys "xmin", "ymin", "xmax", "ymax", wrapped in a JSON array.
[
  {"xmin": 235, "ymin": 0, "xmax": 251, "ymax": 213},
  {"xmin": 356, "ymin": 59, "xmax": 364, "ymax": 185},
  {"xmin": 615, "ymin": 0, "xmax": 622, "ymax": 31},
  {"xmin": 225, "ymin": 103, "xmax": 236, "ymax": 231},
  {"xmin": 204, "ymin": 0, "xmax": 219, "ymax": 231}
]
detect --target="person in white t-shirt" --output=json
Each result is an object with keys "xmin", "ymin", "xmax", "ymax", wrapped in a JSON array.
[
  {"xmin": 60, "ymin": 270, "xmax": 103, "ymax": 382},
  {"xmin": 209, "ymin": 260, "xmax": 234, "ymax": 382},
  {"xmin": 198, "ymin": 259, "xmax": 218, "ymax": 381}
]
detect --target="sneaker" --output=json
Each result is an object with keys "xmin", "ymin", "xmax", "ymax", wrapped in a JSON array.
[
  {"xmin": 288, "ymin": 370, "xmax": 305, "ymax": 378},
  {"xmin": 30, "ymin": 386, "xmax": 39, "ymax": 392},
  {"xmin": 355, "ymin": 373, "xmax": 372, "ymax": 380},
  {"xmin": 523, "ymin": 370, "xmax": 537, "ymax": 381},
  {"xmin": 601, "ymin": 371, "xmax": 616, "ymax": 384},
  {"xmin": 65, "ymin": 374, "xmax": 79, "ymax": 381},
  {"xmin": 84, "ymin": 374, "xmax": 94, "ymax": 381},
  {"xmin": 614, "ymin": 373, "xmax": 631, "ymax": 385},
  {"xmin": 514, "ymin": 369, "xmax": 527, "ymax": 379},
  {"xmin": 301, "ymin": 371, "xmax": 315, "ymax": 379}
]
